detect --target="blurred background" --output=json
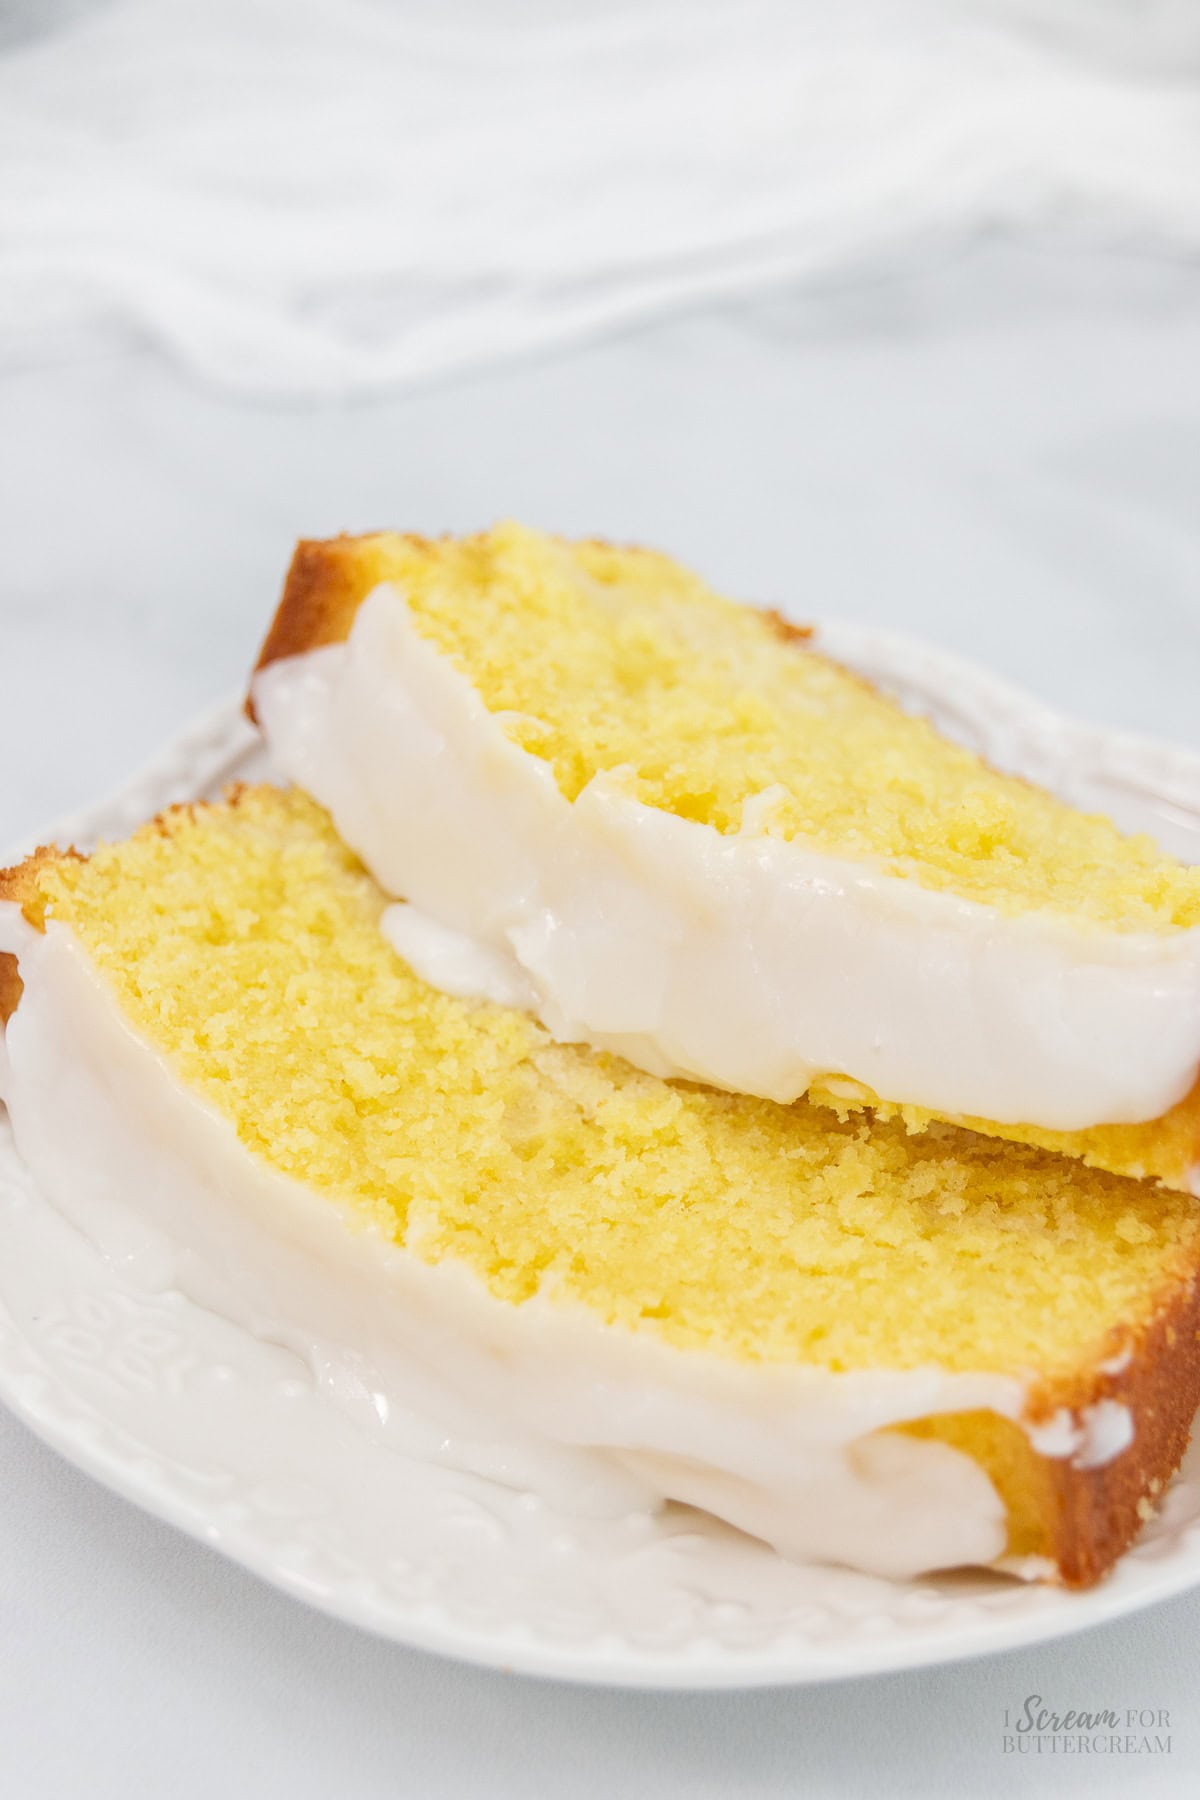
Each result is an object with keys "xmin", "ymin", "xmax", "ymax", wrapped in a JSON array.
[
  {"xmin": 3, "ymin": 5, "xmax": 1200, "ymax": 1793},
  {"xmin": 3, "ymin": 0, "xmax": 1200, "ymax": 851}
]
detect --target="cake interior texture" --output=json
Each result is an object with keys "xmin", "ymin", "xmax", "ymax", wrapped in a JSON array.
[
  {"xmin": 5, "ymin": 784, "xmax": 1200, "ymax": 1584},
  {"xmin": 257, "ymin": 521, "xmax": 1200, "ymax": 933}
]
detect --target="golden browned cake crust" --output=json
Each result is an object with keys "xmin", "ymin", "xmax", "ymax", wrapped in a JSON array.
[
  {"xmin": 0, "ymin": 954, "xmax": 19, "ymax": 1027},
  {"xmin": 916, "ymin": 1275, "xmax": 1200, "ymax": 1586},
  {"xmin": 249, "ymin": 535, "xmax": 399, "ymax": 691},
  {"xmin": 0, "ymin": 843, "xmax": 85, "ymax": 1025},
  {"xmin": 245, "ymin": 530, "xmax": 1200, "ymax": 1194},
  {"xmin": 247, "ymin": 532, "xmax": 812, "ymax": 720}
]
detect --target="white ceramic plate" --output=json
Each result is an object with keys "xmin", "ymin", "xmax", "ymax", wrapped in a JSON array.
[{"xmin": 3, "ymin": 631, "xmax": 1200, "ymax": 1689}]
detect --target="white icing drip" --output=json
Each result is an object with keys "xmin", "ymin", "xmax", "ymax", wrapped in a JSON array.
[
  {"xmin": 251, "ymin": 585, "xmax": 1200, "ymax": 1131},
  {"xmin": 381, "ymin": 903, "xmax": 538, "ymax": 1012},
  {"xmin": 1026, "ymin": 1409, "xmax": 1080, "ymax": 1459},
  {"xmin": 1027, "ymin": 1401, "xmax": 1134, "ymax": 1470},
  {"xmin": 1075, "ymin": 1401, "xmax": 1136, "ymax": 1470},
  {"xmin": 995, "ymin": 1553, "xmax": 1059, "ymax": 1583},
  {"xmin": 0, "ymin": 902, "xmax": 1070, "ymax": 1582}
]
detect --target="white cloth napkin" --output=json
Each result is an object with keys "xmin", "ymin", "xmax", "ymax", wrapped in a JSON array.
[{"xmin": 3, "ymin": 0, "xmax": 1199, "ymax": 398}]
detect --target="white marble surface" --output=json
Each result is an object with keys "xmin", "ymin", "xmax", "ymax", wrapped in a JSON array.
[
  {"xmin": 2, "ymin": 241, "xmax": 1200, "ymax": 1794},
  {"xmin": 8, "ymin": 0, "xmax": 1200, "ymax": 401}
]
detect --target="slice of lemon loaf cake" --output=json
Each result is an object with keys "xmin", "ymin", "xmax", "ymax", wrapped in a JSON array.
[
  {"xmin": 247, "ymin": 525, "xmax": 1200, "ymax": 1192},
  {"xmin": 3, "ymin": 785, "xmax": 1200, "ymax": 1586}
]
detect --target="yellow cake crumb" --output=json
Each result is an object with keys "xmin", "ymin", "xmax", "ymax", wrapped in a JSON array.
[
  {"xmin": 333, "ymin": 523, "xmax": 1200, "ymax": 932},
  {"xmin": 29, "ymin": 786, "xmax": 1200, "ymax": 1377}
]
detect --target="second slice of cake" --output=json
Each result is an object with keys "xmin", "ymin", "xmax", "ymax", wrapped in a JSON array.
[
  {"xmin": 248, "ymin": 524, "xmax": 1200, "ymax": 1191},
  {"xmin": 3, "ymin": 786, "xmax": 1200, "ymax": 1587}
]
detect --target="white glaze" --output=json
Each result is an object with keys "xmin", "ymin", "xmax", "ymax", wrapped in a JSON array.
[
  {"xmin": 1027, "ymin": 1401, "xmax": 1136, "ymax": 1470},
  {"xmin": 382, "ymin": 902, "xmax": 538, "ymax": 1012},
  {"xmin": 251, "ymin": 585, "xmax": 1200, "ymax": 1131},
  {"xmin": 0, "ymin": 901, "xmax": 1134, "ymax": 1582}
]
